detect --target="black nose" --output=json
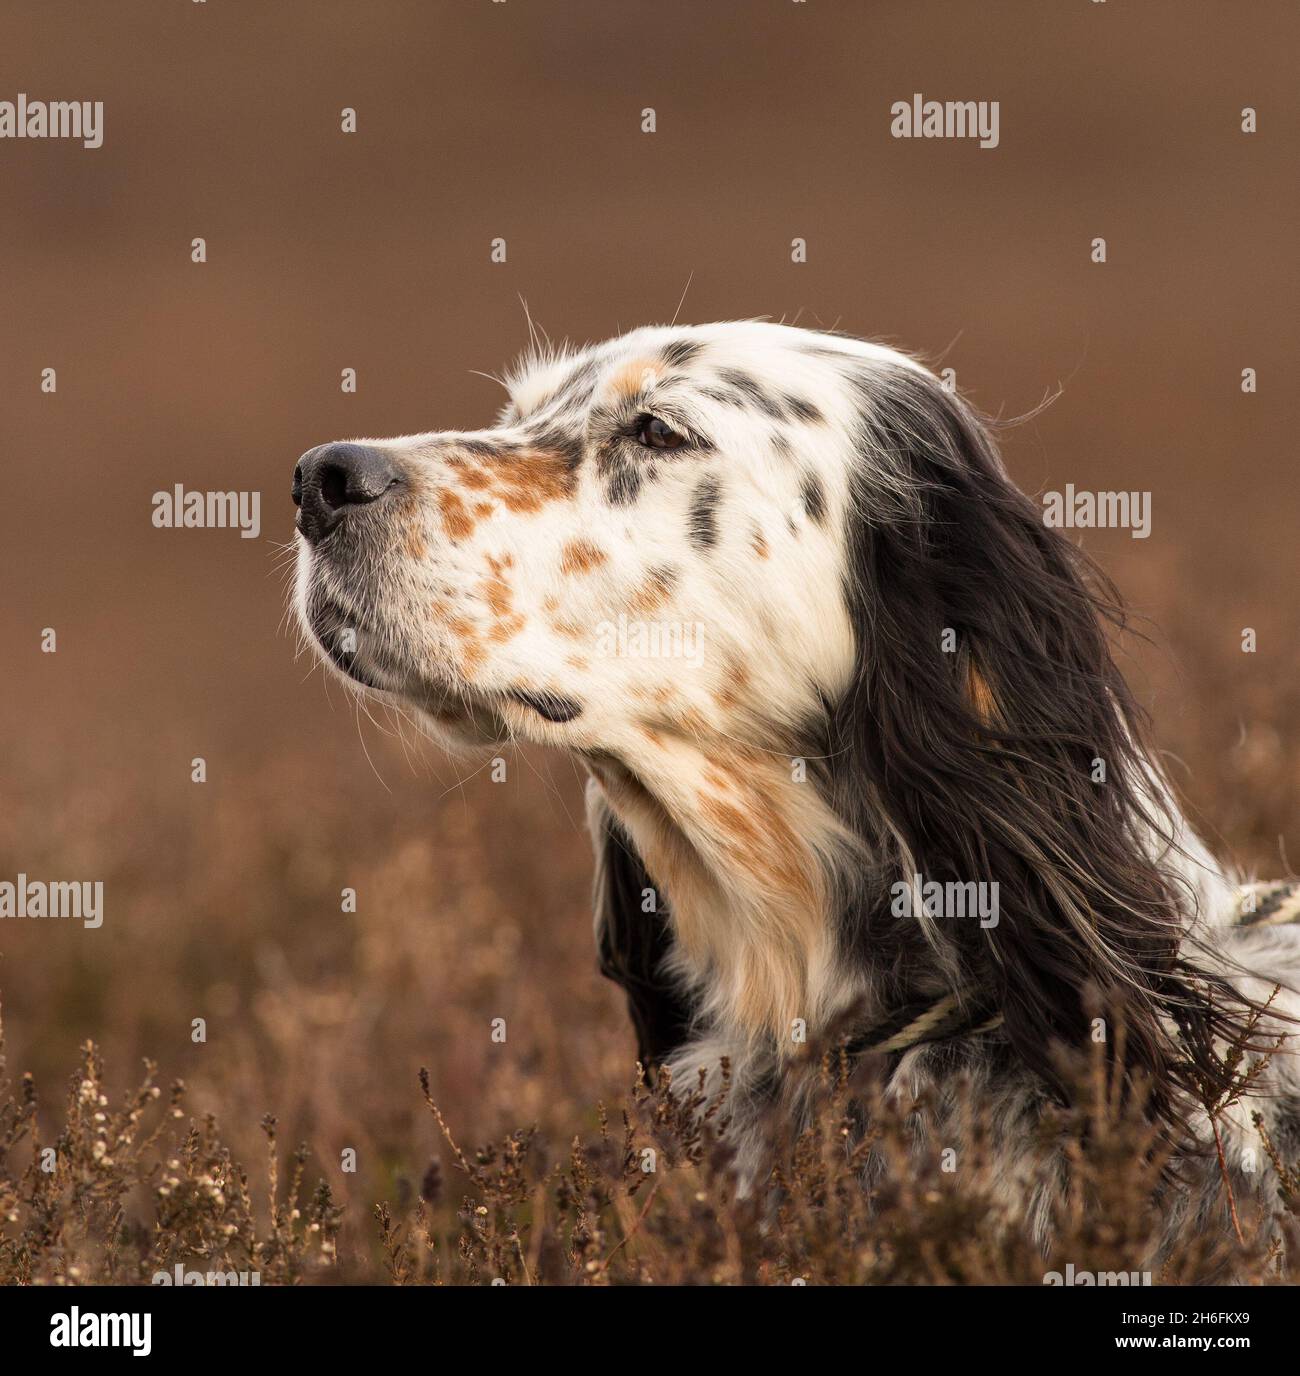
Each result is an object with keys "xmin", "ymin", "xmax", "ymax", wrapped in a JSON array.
[{"xmin": 293, "ymin": 443, "xmax": 401, "ymax": 544}]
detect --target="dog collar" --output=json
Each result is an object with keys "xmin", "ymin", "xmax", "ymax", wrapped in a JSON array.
[
  {"xmin": 844, "ymin": 990, "xmax": 1003, "ymax": 1058},
  {"xmin": 844, "ymin": 882, "xmax": 1300, "ymax": 1061}
]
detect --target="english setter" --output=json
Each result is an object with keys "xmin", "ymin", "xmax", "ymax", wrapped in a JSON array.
[{"xmin": 292, "ymin": 321, "xmax": 1300, "ymax": 1260}]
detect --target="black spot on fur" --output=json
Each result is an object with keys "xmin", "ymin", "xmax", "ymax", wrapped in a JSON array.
[
  {"xmin": 646, "ymin": 563, "xmax": 680, "ymax": 600},
  {"xmin": 800, "ymin": 472, "xmax": 827, "ymax": 525},
  {"xmin": 587, "ymin": 402, "xmax": 626, "ymax": 437},
  {"xmin": 607, "ymin": 460, "xmax": 643, "ymax": 506},
  {"xmin": 688, "ymin": 476, "xmax": 721, "ymax": 550},
  {"xmin": 458, "ymin": 437, "xmax": 504, "ymax": 457},
  {"xmin": 594, "ymin": 809, "xmax": 693, "ymax": 1070},
  {"xmin": 717, "ymin": 367, "xmax": 759, "ymax": 393},
  {"xmin": 555, "ymin": 359, "xmax": 599, "ymax": 408},
  {"xmin": 716, "ymin": 369, "xmax": 786, "ymax": 419},
  {"xmin": 661, "ymin": 339, "xmax": 704, "ymax": 369},
  {"xmin": 785, "ymin": 396, "xmax": 824, "ymax": 423},
  {"xmin": 508, "ymin": 687, "xmax": 583, "ymax": 723},
  {"xmin": 525, "ymin": 424, "xmax": 585, "ymax": 472}
]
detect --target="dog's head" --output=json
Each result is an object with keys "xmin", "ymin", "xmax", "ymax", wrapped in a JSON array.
[
  {"xmin": 293, "ymin": 320, "xmax": 1248, "ymax": 1124},
  {"xmin": 293, "ymin": 322, "xmax": 897, "ymax": 755}
]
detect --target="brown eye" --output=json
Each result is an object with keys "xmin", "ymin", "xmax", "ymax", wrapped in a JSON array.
[{"xmin": 635, "ymin": 414, "xmax": 687, "ymax": 450}]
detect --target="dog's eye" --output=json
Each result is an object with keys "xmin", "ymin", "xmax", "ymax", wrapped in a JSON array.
[{"xmin": 635, "ymin": 415, "xmax": 688, "ymax": 450}]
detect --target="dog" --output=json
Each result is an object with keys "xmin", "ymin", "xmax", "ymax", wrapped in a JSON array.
[{"xmin": 292, "ymin": 320, "xmax": 1300, "ymax": 1259}]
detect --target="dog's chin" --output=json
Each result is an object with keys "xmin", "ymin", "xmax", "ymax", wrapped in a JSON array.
[
  {"xmin": 417, "ymin": 699, "xmax": 512, "ymax": 751},
  {"xmin": 301, "ymin": 606, "xmax": 510, "ymax": 749}
]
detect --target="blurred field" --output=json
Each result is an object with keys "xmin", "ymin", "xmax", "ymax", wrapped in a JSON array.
[
  {"xmin": 0, "ymin": 1, "xmax": 1297, "ymax": 1282},
  {"xmin": 1, "ymin": 604, "xmax": 1296, "ymax": 1283}
]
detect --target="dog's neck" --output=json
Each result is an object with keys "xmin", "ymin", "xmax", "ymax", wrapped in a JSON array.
[
  {"xmin": 588, "ymin": 732, "xmax": 1237, "ymax": 1061},
  {"xmin": 588, "ymin": 738, "xmax": 872, "ymax": 1053}
]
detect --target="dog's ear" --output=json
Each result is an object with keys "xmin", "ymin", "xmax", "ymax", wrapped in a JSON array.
[
  {"xmin": 827, "ymin": 365, "xmax": 1242, "ymax": 1122},
  {"xmin": 587, "ymin": 785, "xmax": 693, "ymax": 1073}
]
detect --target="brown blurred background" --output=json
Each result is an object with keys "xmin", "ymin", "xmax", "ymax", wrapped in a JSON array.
[{"xmin": 1, "ymin": 0, "xmax": 1296, "ymax": 1255}]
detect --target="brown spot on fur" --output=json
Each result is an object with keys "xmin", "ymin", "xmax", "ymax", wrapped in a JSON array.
[
  {"xmin": 483, "ymin": 575, "xmax": 511, "ymax": 618},
  {"xmin": 751, "ymin": 527, "xmax": 769, "ymax": 559},
  {"xmin": 560, "ymin": 539, "xmax": 608, "ymax": 575},
  {"xmin": 438, "ymin": 489, "xmax": 475, "ymax": 542},
  {"xmin": 700, "ymin": 796, "xmax": 765, "ymax": 855},
  {"xmin": 447, "ymin": 448, "xmax": 577, "ymax": 515},
  {"xmin": 608, "ymin": 358, "xmax": 660, "ymax": 400},
  {"xmin": 699, "ymin": 783, "xmax": 814, "ymax": 926},
  {"xmin": 714, "ymin": 655, "xmax": 751, "ymax": 712},
  {"xmin": 404, "ymin": 528, "xmax": 427, "ymax": 559},
  {"xmin": 445, "ymin": 612, "xmax": 488, "ymax": 672},
  {"xmin": 665, "ymin": 705, "xmax": 710, "ymax": 738},
  {"xmin": 488, "ymin": 450, "xmax": 577, "ymax": 513},
  {"xmin": 479, "ymin": 562, "xmax": 526, "ymax": 645},
  {"xmin": 626, "ymin": 565, "xmax": 677, "ymax": 614},
  {"xmin": 550, "ymin": 618, "xmax": 585, "ymax": 640},
  {"xmin": 567, "ymin": 654, "xmax": 590, "ymax": 671},
  {"xmin": 968, "ymin": 662, "xmax": 998, "ymax": 723}
]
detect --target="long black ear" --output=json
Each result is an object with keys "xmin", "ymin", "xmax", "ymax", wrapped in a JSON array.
[
  {"xmin": 590, "ymin": 798, "xmax": 694, "ymax": 1073},
  {"xmin": 828, "ymin": 364, "xmax": 1250, "ymax": 1127}
]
